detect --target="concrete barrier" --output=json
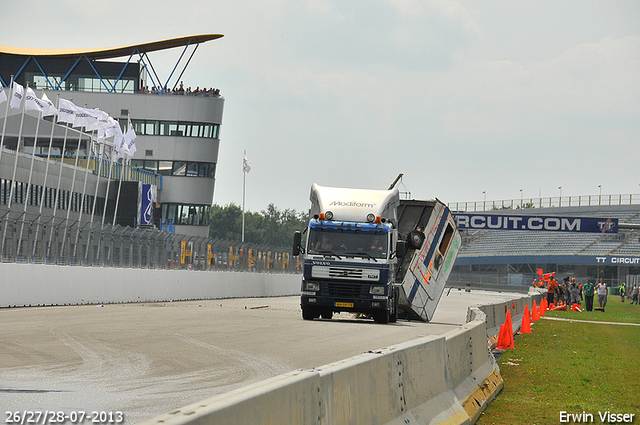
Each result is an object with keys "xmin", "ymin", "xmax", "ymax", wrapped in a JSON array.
[
  {"xmin": 138, "ymin": 303, "xmax": 508, "ymax": 425},
  {"xmin": 0, "ymin": 263, "xmax": 301, "ymax": 307},
  {"xmin": 2, "ymin": 265, "xmax": 545, "ymax": 424}
]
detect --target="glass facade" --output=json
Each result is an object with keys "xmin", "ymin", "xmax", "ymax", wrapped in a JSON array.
[
  {"xmin": 30, "ymin": 74, "xmax": 137, "ymax": 93},
  {"xmin": 162, "ymin": 203, "xmax": 210, "ymax": 226},
  {"xmin": 132, "ymin": 119, "xmax": 219, "ymax": 139},
  {"xmin": 131, "ymin": 160, "xmax": 216, "ymax": 178}
]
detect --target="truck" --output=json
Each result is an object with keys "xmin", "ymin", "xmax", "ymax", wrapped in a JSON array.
[{"xmin": 293, "ymin": 183, "xmax": 461, "ymax": 323}]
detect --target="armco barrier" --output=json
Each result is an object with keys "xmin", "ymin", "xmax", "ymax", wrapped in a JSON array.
[{"xmin": 138, "ymin": 303, "xmax": 510, "ymax": 425}]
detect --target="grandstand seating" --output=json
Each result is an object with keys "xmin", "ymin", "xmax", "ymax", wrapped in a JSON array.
[{"xmin": 457, "ymin": 205, "xmax": 640, "ymax": 259}]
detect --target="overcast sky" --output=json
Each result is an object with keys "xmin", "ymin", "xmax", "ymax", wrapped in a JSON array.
[{"xmin": 3, "ymin": 1, "xmax": 639, "ymax": 213}]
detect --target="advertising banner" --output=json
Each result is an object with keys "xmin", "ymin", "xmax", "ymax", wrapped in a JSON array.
[
  {"xmin": 139, "ymin": 184, "xmax": 157, "ymax": 226},
  {"xmin": 454, "ymin": 214, "xmax": 618, "ymax": 234}
]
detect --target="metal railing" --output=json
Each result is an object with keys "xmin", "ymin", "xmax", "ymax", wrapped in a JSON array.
[
  {"xmin": 0, "ymin": 211, "xmax": 301, "ymax": 273},
  {"xmin": 449, "ymin": 194, "xmax": 640, "ymax": 212}
]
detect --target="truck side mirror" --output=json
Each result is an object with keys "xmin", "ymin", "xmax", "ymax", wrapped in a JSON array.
[
  {"xmin": 293, "ymin": 231, "xmax": 302, "ymax": 256},
  {"xmin": 396, "ymin": 240, "xmax": 406, "ymax": 259}
]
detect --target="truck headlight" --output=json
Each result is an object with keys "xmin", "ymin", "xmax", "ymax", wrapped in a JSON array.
[
  {"xmin": 369, "ymin": 286, "xmax": 385, "ymax": 295},
  {"xmin": 305, "ymin": 282, "xmax": 320, "ymax": 291}
]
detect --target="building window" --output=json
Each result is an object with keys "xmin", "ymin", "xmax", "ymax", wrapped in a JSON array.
[
  {"xmin": 162, "ymin": 203, "xmax": 210, "ymax": 226},
  {"xmin": 172, "ymin": 162, "xmax": 186, "ymax": 176},
  {"xmin": 131, "ymin": 160, "xmax": 216, "ymax": 178},
  {"xmin": 158, "ymin": 161, "xmax": 172, "ymax": 176},
  {"xmin": 134, "ymin": 119, "xmax": 219, "ymax": 139}
]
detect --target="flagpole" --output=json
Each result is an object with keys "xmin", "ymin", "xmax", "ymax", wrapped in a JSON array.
[
  {"xmin": 33, "ymin": 93, "xmax": 60, "ymax": 261},
  {"xmin": 7, "ymin": 83, "xmax": 28, "ymax": 211},
  {"xmin": 242, "ymin": 150, "xmax": 247, "ymax": 242},
  {"xmin": 1, "ymin": 79, "xmax": 26, "ymax": 257},
  {"xmin": 17, "ymin": 94, "xmax": 45, "ymax": 261},
  {"xmin": 60, "ymin": 121, "xmax": 85, "ymax": 263},
  {"xmin": 74, "ymin": 129, "xmax": 96, "ymax": 262},
  {"xmin": 0, "ymin": 76, "xmax": 15, "ymax": 167},
  {"xmin": 112, "ymin": 115, "xmax": 132, "ymax": 226},
  {"xmin": 102, "ymin": 134, "xmax": 117, "ymax": 225}
]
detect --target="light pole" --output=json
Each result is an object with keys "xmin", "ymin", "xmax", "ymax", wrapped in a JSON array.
[
  {"xmin": 558, "ymin": 186, "xmax": 562, "ymax": 206},
  {"xmin": 598, "ymin": 185, "xmax": 602, "ymax": 205},
  {"xmin": 520, "ymin": 189, "xmax": 523, "ymax": 208}
]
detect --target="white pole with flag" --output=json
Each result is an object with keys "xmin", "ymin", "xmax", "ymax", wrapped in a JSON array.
[
  {"xmin": 242, "ymin": 151, "xmax": 251, "ymax": 242},
  {"xmin": 6, "ymin": 81, "xmax": 26, "ymax": 211},
  {"xmin": 17, "ymin": 87, "xmax": 46, "ymax": 260},
  {"xmin": 0, "ymin": 77, "xmax": 16, "ymax": 169},
  {"xmin": 1, "ymin": 81, "xmax": 26, "ymax": 256},
  {"xmin": 113, "ymin": 115, "xmax": 136, "ymax": 226},
  {"xmin": 33, "ymin": 93, "xmax": 59, "ymax": 260}
]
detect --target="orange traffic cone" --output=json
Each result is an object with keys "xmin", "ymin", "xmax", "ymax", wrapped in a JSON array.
[
  {"xmin": 496, "ymin": 317, "xmax": 514, "ymax": 350},
  {"xmin": 495, "ymin": 324, "xmax": 506, "ymax": 349},
  {"xmin": 521, "ymin": 305, "xmax": 531, "ymax": 333},
  {"xmin": 532, "ymin": 300, "xmax": 540, "ymax": 321},
  {"xmin": 539, "ymin": 299, "xmax": 546, "ymax": 317},
  {"xmin": 505, "ymin": 310, "xmax": 515, "ymax": 349},
  {"xmin": 571, "ymin": 303, "xmax": 582, "ymax": 312}
]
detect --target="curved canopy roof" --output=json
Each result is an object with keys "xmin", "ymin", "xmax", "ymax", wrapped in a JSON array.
[{"xmin": 0, "ymin": 34, "xmax": 223, "ymax": 60}]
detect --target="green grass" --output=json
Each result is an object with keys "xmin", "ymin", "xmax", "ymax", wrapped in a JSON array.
[
  {"xmin": 477, "ymin": 300, "xmax": 640, "ymax": 425},
  {"xmin": 546, "ymin": 296, "xmax": 640, "ymax": 324}
]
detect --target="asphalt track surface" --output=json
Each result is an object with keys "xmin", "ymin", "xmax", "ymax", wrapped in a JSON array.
[{"xmin": 0, "ymin": 289, "xmax": 520, "ymax": 424}]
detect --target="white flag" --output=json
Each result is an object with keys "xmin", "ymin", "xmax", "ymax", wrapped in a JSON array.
[
  {"xmin": 243, "ymin": 155, "xmax": 251, "ymax": 173},
  {"xmin": 57, "ymin": 98, "xmax": 78, "ymax": 125},
  {"xmin": 114, "ymin": 123, "xmax": 127, "ymax": 159},
  {"xmin": 93, "ymin": 109, "xmax": 112, "ymax": 130},
  {"xmin": 82, "ymin": 107, "xmax": 102, "ymax": 131},
  {"xmin": 0, "ymin": 86, "xmax": 7, "ymax": 104},
  {"xmin": 124, "ymin": 122, "xmax": 137, "ymax": 157},
  {"xmin": 40, "ymin": 92, "xmax": 58, "ymax": 117},
  {"xmin": 10, "ymin": 81, "xmax": 24, "ymax": 109},
  {"xmin": 72, "ymin": 107, "xmax": 93, "ymax": 129},
  {"xmin": 25, "ymin": 87, "xmax": 44, "ymax": 113}
]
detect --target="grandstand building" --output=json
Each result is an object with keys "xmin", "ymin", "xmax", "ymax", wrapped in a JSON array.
[
  {"xmin": 449, "ymin": 198, "xmax": 640, "ymax": 288},
  {"xmin": 0, "ymin": 34, "xmax": 224, "ymax": 239}
]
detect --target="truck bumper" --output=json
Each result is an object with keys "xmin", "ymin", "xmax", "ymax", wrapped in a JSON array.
[{"xmin": 301, "ymin": 294, "xmax": 389, "ymax": 314}]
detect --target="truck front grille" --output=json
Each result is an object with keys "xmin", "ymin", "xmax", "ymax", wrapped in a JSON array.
[
  {"xmin": 311, "ymin": 266, "xmax": 380, "ymax": 281},
  {"xmin": 323, "ymin": 282, "xmax": 363, "ymax": 298}
]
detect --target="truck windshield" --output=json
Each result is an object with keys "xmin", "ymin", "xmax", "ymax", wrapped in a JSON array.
[{"xmin": 307, "ymin": 228, "xmax": 389, "ymax": 259}]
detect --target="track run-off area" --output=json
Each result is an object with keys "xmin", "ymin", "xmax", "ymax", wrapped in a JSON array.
[{"xmin": 0, "ymin": 289, "xmax": 521, "ymax": 424}]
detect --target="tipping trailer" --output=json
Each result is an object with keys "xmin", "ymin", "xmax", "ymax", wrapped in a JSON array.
[{"xmin": 293, "ymin": 183, "xmax": 461, "ymax": 323}]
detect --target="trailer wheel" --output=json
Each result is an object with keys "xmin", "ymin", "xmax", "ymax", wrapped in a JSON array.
[{"xmin": 407, "ymin": 230, "xmax": 425, "ymax": 249}]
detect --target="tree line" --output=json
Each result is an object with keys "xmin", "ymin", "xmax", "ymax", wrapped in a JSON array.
[{"xmin": 209, "ymin": 203, "xmax": 308, "ymax": 247}]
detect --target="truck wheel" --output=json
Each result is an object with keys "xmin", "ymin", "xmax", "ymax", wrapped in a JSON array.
[
  {"xmin": 389, "ymin": 288, "xmax": 399, "ymax": 323},
  {"xmin": 374, "ymin": 309, "xmax": 390, "ymax": 324},
  {"xmin": 320, "ymin": 309, "xmax": 333, "ymax": 320},
  {"xmin": 302, "ymin": 307, "xmax": 316, "ymax": 320},
  {"xmin": 408, "ymin": 230, "xmax": 425, "ymax": 249}
]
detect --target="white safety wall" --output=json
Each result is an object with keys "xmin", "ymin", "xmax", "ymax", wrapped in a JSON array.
[{"xmin": 0, "ymin": 263, "xmax": 301, "ymax": 307}]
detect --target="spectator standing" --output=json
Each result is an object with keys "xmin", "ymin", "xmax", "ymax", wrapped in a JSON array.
[
  {"xmin": 583, "ymin": 278, "xmax": 595, "ymax": 311},
  {"xmin": 631, "ymin": 284, "xmax": 639, "ymax": 305},
  {"xmin": 547, "ymin": 277, "xmax": 558, "ymax": 305},
  {"xmin": 568, "ymin": 277, "xmax": 581, "ymax": 306},
  {"xmin": 620, "ymin": 282, "xmax": 626, "ymax": 302},
  {"xmin": 596, "ymin": 278, "xmax": 608, "ymax": 311},
  {"xmin": 557, "ymin": 278, "xmax": 566, "ymax": 305}
]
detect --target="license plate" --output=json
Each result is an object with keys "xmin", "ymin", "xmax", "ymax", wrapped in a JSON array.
[{"xmin": 335, "ymin": 302, "xmax": 354, "ymax": 308}]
